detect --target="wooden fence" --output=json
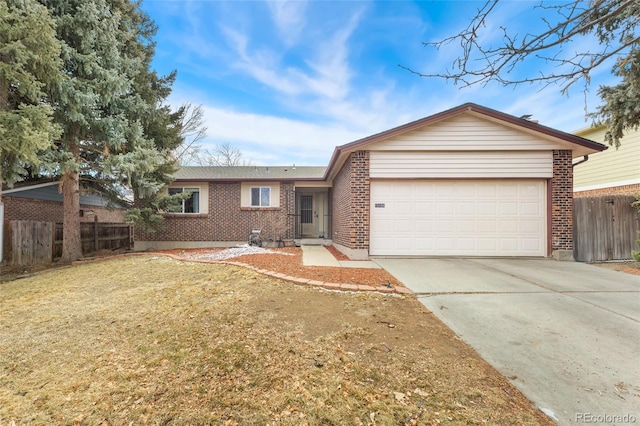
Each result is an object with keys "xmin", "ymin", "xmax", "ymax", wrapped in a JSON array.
[
  {"xmin": 10, "ymin": 221, "xmax": 54, "ymax": 266},
  {"xmin": 9, "ymin": 220, "xmax": 132, "ymax": 265},
  {"xmin": 574, "ymin": 195, "xmax": 640, "ymax": 262}
]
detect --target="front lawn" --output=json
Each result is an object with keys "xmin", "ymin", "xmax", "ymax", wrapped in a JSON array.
[{"xmin": 0, "ymin": 255, "xmax": 552, "ymax": 425}]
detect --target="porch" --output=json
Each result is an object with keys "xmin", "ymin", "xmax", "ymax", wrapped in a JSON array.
[{"xmin": 293, "ymin": 187, "xmax": 331, "ymax": 240}]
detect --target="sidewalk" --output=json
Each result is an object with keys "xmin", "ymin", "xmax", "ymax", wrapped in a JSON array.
[{"xmin": 301, "ymin": 245, "xmax": 380, "ymax": 269}]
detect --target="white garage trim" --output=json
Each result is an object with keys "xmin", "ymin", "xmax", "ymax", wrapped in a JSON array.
[
  {"xmin": 370, "ymin": 151, "xmax": 553, "ymax": 179},
  {"xmin": 370, "ymin": 180, "xmax": 547, "ymax": 257}
]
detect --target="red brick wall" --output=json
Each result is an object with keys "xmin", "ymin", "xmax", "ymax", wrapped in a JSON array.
[
  {"xmin": 551, "ymin": 150, "xmax": 573, "ymax": 252},
  {"xmin": 330, "ymin": 151, "xmax": 369, "ymax": 250},
  {"xmin": 350, "ymin": 151, "xmax": 370, "ymax": 250},
  {"xmin": 574, "ymin": 183, "xmax": 640, "ymax": 198},
  {"xmin": 2, "ymin": 196, "xmax": 125, "ymax": 223},
  {"xmin": 331, "ymin": 156, "xmax": 352, "ymax": 247},
  {"xmin": 135, "ymin": 181, "xmax": 295, "ymax": 243}
]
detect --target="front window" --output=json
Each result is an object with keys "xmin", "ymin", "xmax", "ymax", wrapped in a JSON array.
[
  {"xmin": 251, "ymin": 187, "xmax": 271, "ymax": 207},
  {"xmin": 168, "ymin": 187, "xmax": 200, "ymax": 213}
]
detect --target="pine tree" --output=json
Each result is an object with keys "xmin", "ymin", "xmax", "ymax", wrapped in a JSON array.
[
  {"xmin": 0, "ymin": 0, "xmax": 61, "ymax": 196},
  {"xmin": 40, "ymin": 0, "xmax": 183, "ymax": 261}
]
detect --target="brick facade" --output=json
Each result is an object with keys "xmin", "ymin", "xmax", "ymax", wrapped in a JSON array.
[
  {"xmin": 574, "ymin": 183, "xmax": 640, "ymax": 198},
  {"xmin": 331, "ymin": 158, "xmax": 351, "ymax": 247},
  {"xmin": 2, "ymin": 196, "xmax": 126, "ymax": 224},
  {"xmin": 551, "ymin": 150, "xmax": 574, "ymax": 252},
  {"xmin": 135, "ymin": 182, "xmax": 295, "ymax": 245},
  {"xmin": 331, "ymin": 151, "xmax": 369, "ymax": 250}
]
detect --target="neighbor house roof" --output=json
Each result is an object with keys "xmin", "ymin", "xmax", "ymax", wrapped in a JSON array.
[
  {"xmin": 2, "ymin": 180, "xmax": 126, "ymax": 208},
  {"xmin": 174, "ymin": 166, "xmax": 327, "ymax": 181},
  {"xmin": 324, "ymin": 102, "xmax": 608, "ymax": 181}
]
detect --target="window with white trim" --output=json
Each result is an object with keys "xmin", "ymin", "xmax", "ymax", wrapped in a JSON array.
[
  {"xmin": 168, "ymin": 187, "xmax": 200, "ymax": 213},
  {"xmin": 250, "ymin": 187, "xmax": 271, "ymax": 207}
]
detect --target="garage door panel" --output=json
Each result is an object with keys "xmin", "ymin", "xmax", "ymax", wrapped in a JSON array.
[
  {"xmin": 522, "ymin": 238, "xmax": 543, "ymax": 251},
  {"xmin": 415, "ymin": 219, "xmax": 435, "ymax": 232},
  {"xmin": 521, "ymin": 219, "xmax": 543, "ymax": 234},
  {"xmin": 455, "ymin": 237, "xmax": 476, "ymax": 250},
  {"xmin": 456, "ymin": 219, "xmax": 477, "ymax": 233},
  {"xmin": 370, "ymin": 180, "xmax": 546, "ymax": 256},
  {"xmin": 415, "ymin": 204, "xmax": 433, "ymax": 216},
  {"xmin": 478, "ymin": 238, "xmax": 497, "ymax": 251},
  {"xmin": 456, "ymin": 185, "xmax": 477, "ymax": 197},
  {"xmin": 436, "ymin": 238, "xmax": 455, "ymax": 250},
  {"xmin": 478, "ymin": 185, "xmax": 497, "ymax": 197},
  {"xmin": 457, "ymin": 202, "xmax": 476, "ymax": 215},
  {"xmin": 415, "ymin": 238, "xmax": 434, "ymax": 250},
  {"xmin": 500, "ymin": 238, "xmax": 518, "ymax": 251},
  {"xmin": 500, "ymin": 219, "xmax": 518, "ymax": 233},
  {"xmin": 436, "ymin": 202, "xmax": 454, "ymax": 215},
  {"xmin": 499, "ymin": 185, "xmax": 519, "ymax": 197},
  {"xmin": 478, "ymin": 203, "xmax": 497, "ymax": 216},
  {"xmin": 499, "ymin": 202, "xmax": 518, "ymax": 215},
  {"xmin": 436, "ymin": 219, "xmax": 455, "ymax": 232},
  {"xmin": 394, "ymin": 219, "xmax": 414, "ymax": 233},
  {"xmin": 521, "ymin": 202, "xmax": 542, "ymax": 216}
]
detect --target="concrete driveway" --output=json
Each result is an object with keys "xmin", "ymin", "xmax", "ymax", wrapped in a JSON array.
[{"xmin": 375, "ymin": 258, "xmax": 640, "ymax": 425}]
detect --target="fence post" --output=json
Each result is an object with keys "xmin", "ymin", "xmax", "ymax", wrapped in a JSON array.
[{"xmin": 94, "ymin": 215, "xmax": 98, "ymax": 252}]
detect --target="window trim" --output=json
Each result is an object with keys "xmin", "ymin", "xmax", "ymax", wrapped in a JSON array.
[
  {"xmin": 250, "ymin": 186, "xmax": 272, "ymax": 207},
  {"xmin": 167, "ymin": 186, "xmax": 201, "ymax": 214}
]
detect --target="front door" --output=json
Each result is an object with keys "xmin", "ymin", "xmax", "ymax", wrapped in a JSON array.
[{"xmin": 300, "ymin": 195, "xmax": 315, "ymax": 237}]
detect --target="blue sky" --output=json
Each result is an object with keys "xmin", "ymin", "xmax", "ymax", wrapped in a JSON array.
[{"xmin": 141, "ymin": 0, "xmax": 614, "ymax": 166}]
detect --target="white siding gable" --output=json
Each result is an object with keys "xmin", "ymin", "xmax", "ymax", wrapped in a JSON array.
[
  {"xmin": 367, "ymin": 113, "xmax": 572, "ymax": 151},
  {"xmin": 368, "ymin": 113, "xmax": 558, "ymax": 179}
]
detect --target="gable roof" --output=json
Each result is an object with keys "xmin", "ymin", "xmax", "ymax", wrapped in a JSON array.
[
  {"xmin": 174, "ymin": 166, "xmax": 326, "ymax": 181},
  {"xmin": 324, "ymin": 103, "xmax": 607, "ymax": 181}
]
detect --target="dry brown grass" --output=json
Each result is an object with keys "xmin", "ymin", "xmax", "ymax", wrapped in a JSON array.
[{"xmin": 0, "ymin": 255, "xmax": 553, "ymax": 425}]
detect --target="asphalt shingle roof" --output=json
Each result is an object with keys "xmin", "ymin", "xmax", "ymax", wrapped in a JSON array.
[{"xmin": 174, "ymin": 166, "xmax": 326, "ymax": 181}]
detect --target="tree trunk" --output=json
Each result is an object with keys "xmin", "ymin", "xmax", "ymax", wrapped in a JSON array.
[
  {"xmin": 60, "ymin": 136, "xmax": 83, "ymax": 261},
  {"xmin": 60, "ymin": 170, "xmax": 82, "ymax": 262}
]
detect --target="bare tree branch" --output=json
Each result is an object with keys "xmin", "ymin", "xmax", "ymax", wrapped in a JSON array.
[
  {"xmin": 172, "ymin": 103, "xmax": 207, "ymax": 165},
  {"xmin": 404, "ymin": 0, "xmax": 639, "ymax": 93},
  {"xmin": 192, "ymin": 143, "xmax": 254, "ymax": 167}
]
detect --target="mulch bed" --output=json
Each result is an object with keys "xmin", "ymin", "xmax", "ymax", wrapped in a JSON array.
[{"xmin": 154, "ymin": 247, "xmax": 403, "ymax": 288}]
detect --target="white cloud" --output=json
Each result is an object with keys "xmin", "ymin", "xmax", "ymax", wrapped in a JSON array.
[
  {"xmin": 195, "ymin": 103, "xmax": 365, "ymax": 165},
  {"xmin": 220, "ymin": 6, "xmax": 364, "ymax": 102},
  {"xmin": 266, "ymin": 0, "xmax": 308, "ymax": 46}
]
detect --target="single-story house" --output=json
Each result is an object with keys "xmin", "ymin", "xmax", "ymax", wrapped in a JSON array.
[
  {"xmin": 573, "ymin": 125, "xmax": 640, "ymax": 197},
  {"xmin": 135, "ymin": 103, "xmax": 607, "ymax": 260}
]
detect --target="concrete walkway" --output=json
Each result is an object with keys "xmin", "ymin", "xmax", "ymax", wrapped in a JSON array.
[
  {"xmin": 301, "ymin": 245, "xmax": 380, "ymax": 268},
  {"xmin": 376, "ymin": 258, "xmax": 640, "ymax": 425}
]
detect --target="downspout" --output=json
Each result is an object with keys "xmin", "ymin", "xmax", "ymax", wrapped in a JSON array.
[{"xmin": 572, "ymin": 155, "xmax": 589, "ymax": 168}]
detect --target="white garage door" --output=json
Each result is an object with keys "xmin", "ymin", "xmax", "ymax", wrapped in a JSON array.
[{"xmin": 370, "ymin": 180, "xmax": 546, "ymax": 257}]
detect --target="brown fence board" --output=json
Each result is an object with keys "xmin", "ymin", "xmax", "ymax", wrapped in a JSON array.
[
  {"xmin": 574, "ymin": 195, "xmax": 640, "ymax": 262},
  {"xmin": 12, "ymin": 221, "xmax": 132, "ymax": 265},
  {"xmin": 10, "ymin": 221, "xmax": 53, "ymax": 266}
]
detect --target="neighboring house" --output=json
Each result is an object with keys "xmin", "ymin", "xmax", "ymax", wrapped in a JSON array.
[
  {"xmin": 135, "ymin": 103, "xmax": 606, "ymax": 260},
  {"xmin": 572, "ymin": 125, "xmax": 640, "ymax": 197},
  {"xmin": 1, "ymin": 180, "xmax": 127, "ymax": 262}
]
